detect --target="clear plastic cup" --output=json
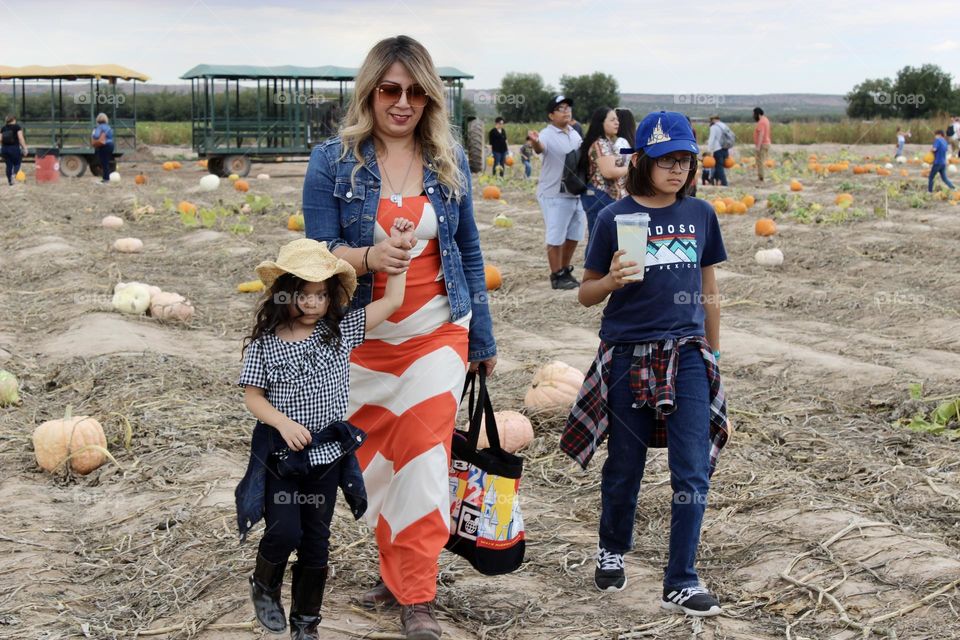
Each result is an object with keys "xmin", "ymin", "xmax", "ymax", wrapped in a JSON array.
[{"xmin": 614, "ymin": 212, "xmax": 650, "ymax": 281}]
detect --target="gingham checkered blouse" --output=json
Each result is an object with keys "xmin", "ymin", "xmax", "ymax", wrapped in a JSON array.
[{"xmin": 238, "ymin": 308, "xmax": 366, "ymax": 465}]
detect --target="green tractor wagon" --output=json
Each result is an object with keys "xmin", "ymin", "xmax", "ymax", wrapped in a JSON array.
[
  {"xmin": 181, "ymin": 64, "xmax": 480, "ymax": 176},
  {"xmin": 0, "ymin": 64, "xmax": 148, "ymax": 177}
]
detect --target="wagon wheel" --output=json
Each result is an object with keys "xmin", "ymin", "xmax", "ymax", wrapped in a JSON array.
[
  {"xmin": 59, "ymin": 155, "xmax": 87, "ymax": 178},
  {"xmin": 207, "ymin": 157, "xmax": 224, "ymax": 177},
  {"xmin": 222, "ymin": 155, "xmax": 251, "ymax": 178},
  {"xmin": 467, "ymin": 119, "xmax": 484, "ymax": 174}
]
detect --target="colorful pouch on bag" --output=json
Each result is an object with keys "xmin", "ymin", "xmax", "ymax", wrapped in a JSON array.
[{"xmin": 446, "ymin": 368, "xmax": 525, "ymax": 575}]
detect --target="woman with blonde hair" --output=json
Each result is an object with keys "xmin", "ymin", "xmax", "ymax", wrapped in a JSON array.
[
  {"xmin": 302, "ymin": 35, "xmax": 496, "ymax": 640},
  {"xmin": 91, "ymin": 112, "xmax": 114, "ymax": 183}
]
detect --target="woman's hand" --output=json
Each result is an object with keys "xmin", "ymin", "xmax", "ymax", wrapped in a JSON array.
[
  {"xmin": 368, "ymin": 233, "xmax": 416, "ymax": 275},
  {"xmin": 469, "ymin": 356, "xmax": 498, "ymax": 377},
  {"xmin": 604, "ymin": 249, "xmax": 642, "ymax": 290},
  {"xmin": 277, "ymin": 420, "xmax": 312, "ymax": 452}
]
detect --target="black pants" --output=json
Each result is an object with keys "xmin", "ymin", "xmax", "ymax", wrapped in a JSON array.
[
  {"xmin": 258, "ymin": 457, "xmax": 340, "ymax": 567},
  {"xmin": 96, "ymin": 143, "xmax": 114, "ymax": 180},
  {"xmin": 1, "ymin": 144, "xmax": 21, "ymax": 184}
]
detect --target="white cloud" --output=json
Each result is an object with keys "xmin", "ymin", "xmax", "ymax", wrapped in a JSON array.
[{"xmin": 930, "ymin": 40, "xmax": 959, "ymax": 52}]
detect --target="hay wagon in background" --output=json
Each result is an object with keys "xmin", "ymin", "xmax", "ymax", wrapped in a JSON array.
[
  {"xmin": 0, "ymin": 64, "xmax": 148, "ymax": 178},
  {"xmin": 181, "ymin": 64, "xmax": 477, "ymax": 177}
]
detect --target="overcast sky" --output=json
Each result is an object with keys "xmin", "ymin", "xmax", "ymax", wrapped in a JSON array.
[{"xmin": 1, "ymin": 0, "xmax": 957, "ymax": 93}]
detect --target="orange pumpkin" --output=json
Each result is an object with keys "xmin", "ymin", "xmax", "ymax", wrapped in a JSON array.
[
  {"xmin": 702, "ymin": 155, "xmax": 716, "ymax": 168},
  {"xmin": 482, "ymin": 185, "xmax": 501, "ymax": 200},
  {"xmin": 476, "ymin": 410, "xmax": 534, "ymax": 453},
  {"xmin": 197, "ymin": 159, "xmax": 208, "ymax": 168},
  {"xmin": 171, "ymin": 161, "xmax": 182, "ymax": 170},
  {"xmin": 32, "ymin": 407, "xmax": 107, "ymax": 475},
  {"xmin": 923, "ymin": 152, "xmax": 935, "ymax": 164},
  {"xmin": 505, "ymin": 156, "xmax": 515, "ymax": 167},
  {"xmin": 899, "ymin": 169, "xmax": 909, "ymax": 177},
  {"xmin": 523, "ymin": 361, "xmax": 584, "ymax": 412},
  {"xmin": 234, "ymin": 179, "xmax": 250, "ymax": 193},
  {"xmin": 723, "ymin": 157, "xmax": 735, "ymax": 169},
  {"xmin": 162, "ymin": 161, "xmax": 175, "ymax": 171},
  {"xmin": 287, "ymin": 213, "xmax": 305, "ymax": 231},
  {"xmin": 755, "ymin": 218, "xmax": 777, "ymax": 236},
  {"xmin": 765, "ymin": 159, "xmax": 775, "ymax": 168},
  {"xmin": 789, "ymin": 179, "xmax": 803, "ymax": 191},
  {"xmin": 742, "ymin": 194, "xmax": 756, "ymax": 208},
  {"xmin": 712, "ymin": 199, "xmax": 727, "ymax": 214},
  {"xmin": 730, "ymin": 201, "xmax": 747, "ymax": 214},
  {"xmin": 178, "ymin": 201, "xmax": 197, "ymax": 215},
  {"xmin": 722, "ymin": 197, "xmax": 736, "ymax": 208},
  {"xmin": 835, "ymin": 193, "xmax": 854, "ymax": 207},
  {"xmin": 134, "ymin": 173, "xmax": 147, "ymax": 185},
  {"xmin": 485, "ymin": 264, "xmax": 502, "ymax": 291}
]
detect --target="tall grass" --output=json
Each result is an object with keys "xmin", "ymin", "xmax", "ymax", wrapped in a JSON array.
[{"xmin": 137, "ymin": 122, "xmax": 192, "ymax": 145}]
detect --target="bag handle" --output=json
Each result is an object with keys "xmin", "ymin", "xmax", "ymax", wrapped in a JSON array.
[{"xmin": 459, "ymin": 367, "xmax": 504, "ymax": 453}]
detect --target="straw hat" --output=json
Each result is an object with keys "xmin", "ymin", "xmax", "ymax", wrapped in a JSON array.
[{"xmin": 255, "ymin": 239, "xmax": 357, "ymax": 308}]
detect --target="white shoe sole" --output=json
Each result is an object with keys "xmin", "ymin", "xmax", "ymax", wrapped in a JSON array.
[
  {"xmin": 594, "ymin": 576, "xmax": 627, "ymax": 592},
  {"xmin": 660, "ymin": 600, "xmax": 722, "ymax": 617}
]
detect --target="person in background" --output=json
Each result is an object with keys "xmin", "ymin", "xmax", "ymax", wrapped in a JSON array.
[
  {"xmin": 1, "ymin": 115, "xmax": 28, "ymax": 186},
  {"xmin": 520, "ymin": 135, "xmax": 535, "ymax": 179},
  {"xmin": 570, "ymin": 113, "xmax": 584, "ymax": 137},
  {"xmin": 91, "ymin": 113, "xmax": 115, "ymax": 184},
  {"xmin": 489, "ymin": 116, "xmax": 509, "ymax": 176},
  {"xmin": 615, "ymin": 108, "xmax": 637, "ymax": 153},
  {"xmin": 894, "ymin": 127, "xmax": 910, "ymax": 159},
  {"xmin": 529, "ymin": 95, "xmax": 585, "ymax": 290},
  {"xmin": 579, "ymin": 107, "xmax": 628, "ymax": 240},
  {"xmin": 706, "ymin": 115, "xmax": 729, "ymax": 187},
  {"xmin": 928, "ymin": 130, "xmax": 956, "ymax": 193},
  {"xmin": 947, "ymin": 116, "xmax": 960, "ymax": 158},
  {"xmin": 753, "ymin": 107, "xmax": 771, "ymax": 182}
]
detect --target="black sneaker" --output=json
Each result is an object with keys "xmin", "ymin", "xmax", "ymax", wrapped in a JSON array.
[
  {"xmin": 550, "ymin": 269, "xmax": 578, "ymax": 290},
  {"xmin": 560, "ymin": 265, "xmax": 580, "ymax": 286},
  {"xmin": 661, "ymin": 585, "xmax": 722, "ymax": 617},
  {"xmin": 594, "ymin": 545, "xmax": 625, "ymax": 592}
]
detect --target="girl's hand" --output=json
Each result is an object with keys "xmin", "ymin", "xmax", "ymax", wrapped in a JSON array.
[
  {"xmin": 277, "ymin": 420, "xmax": 312, "ymax": 451},
  {"xmin": 527, "ymin": 130, "xmax": 539, "ymax": 142},
  {"xmin": 391, "ymin": 217, "xmax": 417, "ymax": 252},
  {"xmin": 369, "ymin": 234, "xmax": 413, "ymax": 275},
  {"xmin": 605, "ymin": 250, "xmax": 642, "ymax": 290}
]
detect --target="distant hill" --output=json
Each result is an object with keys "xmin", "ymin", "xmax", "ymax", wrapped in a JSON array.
[{"xmin": 465, "ymin": 90, "xmax": 848, "ymax": 122}]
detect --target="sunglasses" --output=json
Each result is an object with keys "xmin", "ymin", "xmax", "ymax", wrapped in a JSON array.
[{"xmin": 375, "ymin": 82, "xmax": 429, "ymax": 107}]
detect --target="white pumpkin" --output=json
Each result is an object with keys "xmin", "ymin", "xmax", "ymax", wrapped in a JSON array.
[
  {"xmin": 108, "ymin": 171, "xmax": 121, "ymax": 182},
  {"xmin": 0, "ymin": 369, "xmax": 20, "ymax": 406},
  {"xmin": 199, "ymin": 174, "xmax": 220, "ymax": 191},
  {"xmin": 476, "ymin": 410, "xmax": 534, "ymax": 453},
  {"xmin": 948, "ymin": 165, "xmax": 958, "ymax": 174},
  {"xmin": 101, "ymin": 215, "xmax": 124, "ymax": 229},
  {"xmin": 755, "ymin": 248, "xmax": 784, "ymax": 267},
  {"xmin": 524, "ymin": 361, "xmax": 585, "ymax": 412},
  {"xmin": 113, "ymin": 237, "xmax": 143, "ymax": 253},
  {"xmin": 149, "ymin": 291, "xmax": 194, "ymax": 322},
  {"xmin": 112, "ymin": 282, "xmax": 152, "ymax": 314},
  {"xmin": 884, "ymin": 163, "xmax": 893, "ymax": 169},
  {"xmin": 895, "ymin": 156, "xmax": 907, "ymax": 164},
  {"xmin": 256, "ymin": 173, "xmax": 270, "ymax": 180}
]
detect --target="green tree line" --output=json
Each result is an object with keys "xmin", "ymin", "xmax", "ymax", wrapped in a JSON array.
[{"xmin": 846, "ymin": 64, "xmax": 960, "ymax": 119}]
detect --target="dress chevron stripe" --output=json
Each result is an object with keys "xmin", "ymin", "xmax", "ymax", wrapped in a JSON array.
[{"xmin": 348, "ymin": 196, "xmax": 469, "ymax": 605}]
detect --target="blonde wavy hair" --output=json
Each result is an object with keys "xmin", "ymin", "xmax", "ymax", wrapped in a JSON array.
[{"xmin": 339, "ymin": 35, "xmax": 465, "ymax": 198}]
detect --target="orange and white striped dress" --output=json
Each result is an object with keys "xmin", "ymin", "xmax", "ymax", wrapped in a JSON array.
[{"xmin": 347, "ymin": 195, "xmax": 470, "ymax": 605}]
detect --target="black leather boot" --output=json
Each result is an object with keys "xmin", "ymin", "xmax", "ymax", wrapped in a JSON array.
[
  {"xmin": 249, "ymin": 553, "xmax": 287, "ymax": 633},
  {"xmin": 289, "ymin": 563, "xmax": 328, "ymax": 640}
]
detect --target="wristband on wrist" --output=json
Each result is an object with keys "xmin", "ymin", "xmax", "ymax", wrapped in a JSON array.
[
  {"xmin": 713, "ymin": 349, "xmax": 721, "ymax": 361},
  {"xmin": 363, "ymin": 246, "xmax": 373, "ymax": 273}
]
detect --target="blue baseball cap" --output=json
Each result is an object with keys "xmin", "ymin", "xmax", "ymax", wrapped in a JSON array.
[{"xmin": 621, "ymin": 110, "xmax": 699, "ymax": 158}]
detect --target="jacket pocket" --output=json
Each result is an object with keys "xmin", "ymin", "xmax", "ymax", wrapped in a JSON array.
[{"xmin": 333, "ymin": 181, "xmax": 365, "ymax": 226}]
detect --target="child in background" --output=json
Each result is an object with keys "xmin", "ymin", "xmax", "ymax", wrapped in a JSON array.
[
  {"xmin": 928, "ymin": 130, "xmax": 955, "ymax": 193},
  {"xmin": 562, "ymin": 111, "xmax": 730, "ymax": 617},
  {"xmin": 236, "ymin": 224, "xmax": 413, "ymax": 640}
]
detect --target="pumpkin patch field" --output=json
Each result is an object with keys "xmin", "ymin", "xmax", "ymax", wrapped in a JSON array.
[{"xmin": 0, "ymin": 141, "xmax": 958, "ymax": 640}]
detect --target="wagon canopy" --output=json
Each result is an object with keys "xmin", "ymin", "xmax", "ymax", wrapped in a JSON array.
[
  {"xmin": 180, "ymin": 64, "xmax": 472, "ymax": 81},
  {"xmin": 0, "ymin": 64, "xmax": 149, "ymax": 82}
]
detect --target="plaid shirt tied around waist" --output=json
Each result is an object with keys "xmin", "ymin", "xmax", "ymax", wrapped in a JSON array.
[{"xmin": 560, "ymin": 336, "xmax": 731, "ymax": 475}]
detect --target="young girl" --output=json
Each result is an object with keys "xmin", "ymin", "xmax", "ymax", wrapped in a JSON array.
[
  {"xmin": 561, "ymin": 111, "xmax": 731, "ymax": 616},
  {"xmin": 235, "ymin": 224, "xmax": 414, "ymax": 640}
]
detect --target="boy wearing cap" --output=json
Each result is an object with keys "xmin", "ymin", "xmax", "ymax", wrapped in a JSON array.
[{"xmin": 528, "ymin": 95, "xmax": 586, "ymax": 290}]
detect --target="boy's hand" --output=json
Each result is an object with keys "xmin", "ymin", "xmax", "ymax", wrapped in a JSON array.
[{"xmin": 391, "ymin": 217, "xmax": 417, "ymax": 250}]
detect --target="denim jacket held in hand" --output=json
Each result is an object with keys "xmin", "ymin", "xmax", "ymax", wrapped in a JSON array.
[{"xmin": 302, "ymin": 137, "xmax": 496, "ymax": 362}]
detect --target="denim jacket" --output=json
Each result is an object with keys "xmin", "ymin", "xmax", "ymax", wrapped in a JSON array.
[{"xmin": 302, "ymin": 137, "xmax": 496, "ymax": 362}]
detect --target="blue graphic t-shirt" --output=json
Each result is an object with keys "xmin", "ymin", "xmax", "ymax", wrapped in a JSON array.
[
  {"xmin": 933, "ymin": 137, "xmax": 948, "ymax": 165},
  {"xmin": 584, "ymin": 195, "xmax": 727, "ymax": 344}
]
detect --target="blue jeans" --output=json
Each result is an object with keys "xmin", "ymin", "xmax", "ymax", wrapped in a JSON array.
[
  {"xmin": 712, "ymin": 149, "xmax": 728, "ymax": 186},
  {"xmin": 895, "ymin": 141, "xmax": 904, "ymax": 157},
  {"xmin": 599, "ymin": 343, "xmax": 711, "ymax": 589},
  {"xmin": 580, "ymin": 190, "xmax": 615, "ymax": 242},
  {"xmin": 928, "ymin": 163, "xmax": 955, "ymax": 192},
  {"xmin": 492, "ymin": 150, "xmax": 507, "ymax": 176},
  {"xmin": 96, "ymin": 143, "xmax": 115, "ymax": 180},
  {"xmin": 1, "ymin": 144, "xmax": 22, "ymax": 184},
  {"xmin": 521, "ymin": 158, "xmax": 532, "ymax": 178}
]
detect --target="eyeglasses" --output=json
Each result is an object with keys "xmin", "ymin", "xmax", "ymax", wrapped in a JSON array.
[
  {"xmin": 655, "ymin": 156, "xmax": 695, "ymax": 171},
  {"xmin": 375, "ymin": 82, "xmax": 429, "ymax": 107}
]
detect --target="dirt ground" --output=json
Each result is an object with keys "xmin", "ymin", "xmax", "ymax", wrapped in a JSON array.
[{"xmin": 0, "ymin": 142, "xmax": 958, "ymax": 640}]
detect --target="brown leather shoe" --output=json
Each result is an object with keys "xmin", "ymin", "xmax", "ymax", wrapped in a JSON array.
[
  {"xmin": 359, "ymin": 580, "xmax": 398, "ymax": 609},
  {"xmin": 401, "ymin": 603, "xmax": 441, "ymax": 640}
]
